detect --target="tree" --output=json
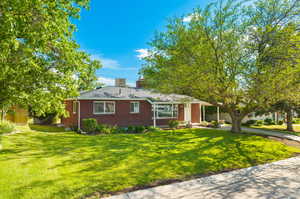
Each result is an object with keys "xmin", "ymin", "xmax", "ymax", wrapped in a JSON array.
[
  {"xmin": 140, "ymin": 0, "xmax": 300, "ymax": 133},
  {"xmin": 0, "ymin": 0, "xmax": 101, "ymax": 119}
]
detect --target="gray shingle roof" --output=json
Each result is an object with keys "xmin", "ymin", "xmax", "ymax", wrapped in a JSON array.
[{"xmin": 78, "ymin": 86, "xmax": 211, "ymax": 105}]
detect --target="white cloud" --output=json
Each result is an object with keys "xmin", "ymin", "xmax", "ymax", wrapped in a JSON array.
[
  {"xmin": 183, "ymin": 15, "xmax": 193, "ymax": 22},
  {"xmin": 91, "ymin": 54, "xmax": 137, "ymax": 71},
  {"xmin": 98, "ymin": 77, "xmax": 115, "ymax": 86},
  {"xmin": 98, "ymin": 77, "xmax": 135, "ymax": 87},
  {"xmin": 135, "ymin": 49, "xmax": 151, "ymax": 59},
  {"xmin": 183, "ymin": 13, "xmax": 201, "ymax": 23}
]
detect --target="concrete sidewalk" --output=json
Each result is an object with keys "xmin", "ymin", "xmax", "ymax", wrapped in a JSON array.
[
  {"xmin": 104, "ymin": 156, "xmax": 300, "ymax": 199},
  {"xmin": 220, "ymin": 126, "xmax": 300, "ymax": 142}
]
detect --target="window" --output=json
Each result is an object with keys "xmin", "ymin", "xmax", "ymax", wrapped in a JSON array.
[
  {"xmin": 155, "ymin": 104, "xmax": 178, "ymax": 118},
  {"xmin": 93, "ymin": 101, "xmax": 115, "ymax": 114},
  {"xmin": 72, "ymin": 101, "xmax": 77, "ymax": 114},
  {"xmin": 130, "ymin": 102, "xmax": 140, "ymax": 113}
]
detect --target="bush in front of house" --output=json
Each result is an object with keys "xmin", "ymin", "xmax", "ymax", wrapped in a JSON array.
[
  {"xmin": 126, "ymin": 125, "xmax": 146, "ymax": 134},
  {"xmin": 209, "ymin": 121, "xmax": 221, "ymax": 128},
  {"xmin": 146, "ymin": 126, "xmax": 161, "ymax": 132},
  {"xmin": 200, "ymin": 121, "xmax": 209, "ymax": 127},
  {"xmin": 255, "ymin": 120, "xmax": 264, "ymax": 126},
  {"xmin": 168, "ymin": 120, "xmax": 179, "ymax": 129},
  {"xmin": 278, "ymin": 120, "xmax": 284, "ymax": 125},
  {"xmin": 244, "ymin": 120, "xmax": 257, "ymax": 126},
  {"xmin": 264, "ymin": 118, "xmax": 275, "ymax": 125},
  {"xmin": 82, "ymin": 118, "xmax": 98, "ymax": 133},
  {"xmin": 0, "ymin": 120, "xmax": 16, "ymax": 134},
  {"xmin": 292, "ymin": 118, "xmax": 300, "ymax": 124}
]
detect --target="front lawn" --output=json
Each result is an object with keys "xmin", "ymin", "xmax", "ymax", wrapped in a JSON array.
[
  {"xmin": 249, "ymin": 125, "xmax": 300, "ymax": 136},
  {"xmin": 0, "ymin": 128, "xmax": 299, "ymax": 199}
]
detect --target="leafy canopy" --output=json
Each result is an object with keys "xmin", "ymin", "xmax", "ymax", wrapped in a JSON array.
[
  {"xmin": 0, "ymin": 0, "xmax": 101, "ymax": 116},
  {"xmin": 141, "ymin": 0, "xmax": 300, "ymax": 132}
]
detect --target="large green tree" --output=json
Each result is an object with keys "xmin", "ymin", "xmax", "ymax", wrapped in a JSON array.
[
  {"xmin": 0, "ymin": 0, "xmax": 101, "ymax": 119},
  {"xmin": 141, "ymin": 0, "xmax": 300, "ymax": 133}
]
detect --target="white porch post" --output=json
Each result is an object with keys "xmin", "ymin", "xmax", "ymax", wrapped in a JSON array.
[
  {"xmin": 77, "ymin": 100, "xmax": 81, "ymax": 129},
  {"xmin": 217, "ymin": 106, "xmax": 220, "ymax": 122},
  {"xmin": 199, "ymin": 104, "xmax": 202, "ymax": 122},
  {"xmin": 203, "ymin": 105, "xmax": 206, "ymax": 122},
  {"xmin": 153, "ymin": 104, "xmax": 156, "ymax": 127}
]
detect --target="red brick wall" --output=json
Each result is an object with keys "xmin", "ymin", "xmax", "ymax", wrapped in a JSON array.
[
  {"xmin": 191, "ymin": 103, "xmax": 200, "ymax": 123},
  {"xmin": 62, "ymin": 100, "xmax": 188, "ymax": 127},
  {"xmin": 61, "ymin": 100, "xmax": 78, "ymax": 127}
]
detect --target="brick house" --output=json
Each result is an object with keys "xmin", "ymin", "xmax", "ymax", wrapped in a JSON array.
[{"xmin": 61, "ymin": 79, "xmax": 212, "ymax": 128}]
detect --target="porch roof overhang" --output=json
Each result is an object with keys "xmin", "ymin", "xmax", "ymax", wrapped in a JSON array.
[{"xmin": 69, "ymin": 97, "xmax": 212, "ymax": 106}]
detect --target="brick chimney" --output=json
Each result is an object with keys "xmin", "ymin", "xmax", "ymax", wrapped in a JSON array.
[
  {"xmin": 136, "ymin": 78, "xmax": 145, "ymax": 89},
  {"xmin": 115, "ymin": 78, "xmax": 126, "ymax": 87}
]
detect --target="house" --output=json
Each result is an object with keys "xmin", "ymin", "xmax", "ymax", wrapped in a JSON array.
[
  {"xmin": 61, "ymin": 78, "xmax": 212, "ymax": 128},
  {"xmin": 207, "ymin": 112, "xmax": 286, "ymax": 124}
]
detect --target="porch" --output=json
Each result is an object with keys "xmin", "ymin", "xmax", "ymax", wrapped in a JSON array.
[{"xmin": 151, "ymin": 101, "xmax": 219, "ymax": 127}]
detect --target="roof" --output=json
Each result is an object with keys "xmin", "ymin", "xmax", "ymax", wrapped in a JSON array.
[{"xmin": 77, "ymin": 86, "xmax": 211, "ymax": 105}]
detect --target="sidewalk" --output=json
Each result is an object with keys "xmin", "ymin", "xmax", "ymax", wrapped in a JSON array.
[{"xmin": 104, "ymin": 156, "xmax": 300, "ymax": 199}]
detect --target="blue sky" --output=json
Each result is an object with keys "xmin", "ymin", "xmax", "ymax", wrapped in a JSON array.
[{"xmin": 74, "ymin": 0, "xmax": 209, "ymax": 86}]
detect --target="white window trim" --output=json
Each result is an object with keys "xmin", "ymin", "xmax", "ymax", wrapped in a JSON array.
[
  {"xmin": 130, "ymin": 102, "xmax": 140, "ymax": 114},
  {"xmin": 154, "ymin": 104, "xmax": 178, "ymax": 119},
  {"xmin": 93, "ymin": 101, "xmax": 115, "ymax": 115}
]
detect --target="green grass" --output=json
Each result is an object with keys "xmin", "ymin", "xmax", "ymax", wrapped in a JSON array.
[
  {"xmin": 0, "ymin": 128, "xmax": 299, "ymax": 199},
  {"xmin": 249, "ymin": 125, "xmax": 300, "ymax": 136},
  {"xmin": 28, "ymin": 124, "xmax": 67, "ymax": 132}
]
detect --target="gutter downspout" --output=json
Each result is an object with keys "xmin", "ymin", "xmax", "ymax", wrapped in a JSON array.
[
  {"xmin": 77, "ymin": 100, "xmax": 81, "ymax": 130},
  {"xmin": 217, "ymin": 107, "xmax": 220, "ymax": 122}
]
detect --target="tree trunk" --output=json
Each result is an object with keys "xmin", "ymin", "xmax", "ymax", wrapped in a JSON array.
[
  {"xmin": 0, "ymin": 109, "xmax": 4, "ymax": 121},
  {"xmin": 286, "ymin": 109, "xmax": 294, "ymax": 132},
  {"xmin": 230, "ymin": 113, "xmax": 243, "ymax": 133}
]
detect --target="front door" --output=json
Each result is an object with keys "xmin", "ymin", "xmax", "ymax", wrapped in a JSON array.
[{"xmin": 184, "ymin": 103, "xmax": 191, "ymax": 124}]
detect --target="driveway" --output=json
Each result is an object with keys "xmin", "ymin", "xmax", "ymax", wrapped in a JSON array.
[{"xmin": 104, "ymin": 156, "xmax": 300, "ymax": 199}]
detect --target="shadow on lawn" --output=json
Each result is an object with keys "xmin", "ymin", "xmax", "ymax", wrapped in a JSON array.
[{"xmin": 0, "ymin": 129, "xmax": 296, "ymax": 198}]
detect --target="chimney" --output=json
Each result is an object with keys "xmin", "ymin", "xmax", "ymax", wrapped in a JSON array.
[
  {"xmin": 136, "ymin": 78, "xmax": 145, "ymax": 89},
  {"xmin": 115, "ymin": 78, "xmax": 126, "ymax": 87}
]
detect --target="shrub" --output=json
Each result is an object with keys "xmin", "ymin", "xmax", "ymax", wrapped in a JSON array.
[
  {"xmin": 125, "ymin": 125, "xmax": 147, "ymax": 134},
  {"xmin": 264, "ymin": 118, "xmax": 275, "ymax": 125},
  {"xmin": 278, "ymin": 120, "xmax": 284, "ymax": 125},
  {"xmin": 126, "ymin": 125, "xmax": 135, "ymax": 133},
  {"xmin": 200, "ymin": 121, "xmax": 209, "ymax": 127},
  {"xmin": 168, "ymin": 120, "xmax": 179, "ymax": 129},
  {"xmin": 135, "ymin": 126, "xmax": 146, "ymax": 133},
  {"xmin": 95, "ymin": 124, "xmax": 104, "ymax": 133},
  {"xmin": 146, "ymin": 126, "xmax": 161, "ymax": 132},
  {"xmin": 0, "ymin": 120, "xmax": 16, "ymax": 134},
  {"xmin": 82, "ymin": 118, "xmax": 98, "ymax": 133},
  {"xmin": 255, "ymin": 120, "xmax": 264, "ymax": 126},
  {"xmin": 210, "ymin": 121, "xmax": 220, "ymax": 128},
  {"xmin": 115, "ymin": 127, "xmax": 127, "ymax": 134},
  {"xmin": 101, "ymin": 126, "xmax": 114, "ymax": 134},
  {"xmin": 292, "ymin": 118, "xmax": 300, "ymax": 124},
  {"xmin": 244, "ymin": 120, "xmax": 257, "ymax": 126}
]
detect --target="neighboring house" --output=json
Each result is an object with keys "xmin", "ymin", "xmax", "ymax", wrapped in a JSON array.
[
  {"xmin": 5, "ymin": 106, "xmax": 29, "ymax": 124},
  {"xmin": 207, "ymin": 112, "xmax": 286, "ymax": 123},
  {"xmin": 62, "ymin": 78, "xmax": 212, "ymax": 128}
]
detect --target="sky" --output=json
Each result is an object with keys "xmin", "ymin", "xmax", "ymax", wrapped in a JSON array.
[{"xmin": 74, "ymin": 0, "xmax": 209, "ymax": 86}]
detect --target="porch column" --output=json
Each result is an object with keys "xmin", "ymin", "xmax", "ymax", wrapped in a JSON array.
[
  {"xmin": 203, "ymin": 105, "xmax": 206, "ymax": 122},
  {"xmin": 153, "ymin": 104, "xmax": 156, "ymax": 127},
  {"xmin": 78, "ymin": 100, "xmax": 81, "ymax": 129},
  {"xmin": 199, "ymin": 104, "xmax": 202, "ymax": 122},
  {"xmin": 217, "ymin": 106, "xmax": 220, "ymax": 122}
]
